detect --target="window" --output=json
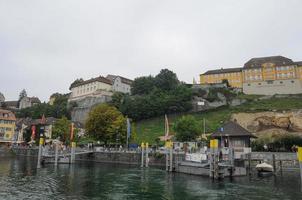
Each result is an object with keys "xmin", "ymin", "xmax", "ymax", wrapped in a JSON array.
[
  {"xmin": 267, "ymin": 80, "xmax": 274, "ymax": 84},
  {"xmin": 258, "ymin": 83, "xmax": 261, "ymax": 85},
  {"xmin": 248, "ymin": 84, "xmax": 251, "ymax": 86},
  {"xmin": 291, "ymin": 80, "xmax": 295, "ymax": 83},
  {"xmin": 280, "ymin": 81, "xmax": 283, "ymax": 84}
]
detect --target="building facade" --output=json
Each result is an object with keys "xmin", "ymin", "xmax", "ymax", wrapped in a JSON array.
[
  {"xmin": 200, "ymin": 56, "xmax": 302, "ymax": 95},
  {"xmin": 106, "ymin": 75, "xmax": 133, "ymax": 94},
  {"xmin": 69, "ymin": 76, "xmax": 113, "ymax": 100},
  {"xmin": 0, "ymin": 109, "xmax": 16, "ymax": 143},
  {"xmin": 19, "ymin": 97, "xmax": 41, "ymax": 109}
]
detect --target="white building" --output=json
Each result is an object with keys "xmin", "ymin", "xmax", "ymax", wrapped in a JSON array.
[
  {"xmin": 19, "ymin": 97, "xmax": 41, "ymax": 109},
  {"xmin": 106, "ymin": 74, "xmax": 133, "ymax": 94},
  {"xmin": 69, "ymin": 76, "xmax": 113, "ymax": 100}
]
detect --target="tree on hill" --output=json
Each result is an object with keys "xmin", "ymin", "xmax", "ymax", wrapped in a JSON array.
[
  {"xmin": 69, "ymin": 78, "xmax": 84, "ymax": 90},
  {"xmin": 155, "ymin": 69, "xmax": 179, "ymax": 91},
  {"xmin": 111, "ymin": 69, "xmax": 192, "ymax": 121},
  {"xmin": 85, "ymin": 104, "xmax": 127, "ymax": 144},
  {"xmin": 131, "ymin": 76, "xmax": 155, "ymax": 95},
  {"xmin": 52, "ymin": 117, "xmax": 72, "ymax": 143},
  {"xmin": 18, "ymin": 89, "xmax": 27, "ymax": 101},
  {"xmin": 173, "ymin": 115, "xmax": 200, "ymax": 142}
]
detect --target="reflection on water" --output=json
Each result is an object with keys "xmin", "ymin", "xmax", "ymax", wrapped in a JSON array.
[{"xmin": 0, "ymin": 157, "xmax": 301, "ymax": 200}]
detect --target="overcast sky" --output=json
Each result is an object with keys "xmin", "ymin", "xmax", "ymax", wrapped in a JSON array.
[{"xmin": 0, "ymin": 0, "xmax": 301, "ymax": 101}]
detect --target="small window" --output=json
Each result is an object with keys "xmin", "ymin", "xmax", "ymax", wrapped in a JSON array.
[
  {"xmin": 291, "ymin": 80, "xmax": 295, "ymax": 83},
  {"xmin": 248, "ymin": 84, "xmax": 251, "ymax": 86},
  {"xmin": 280, "ymin": 81, "xmax": 283, "ymax": 84},
  {"xmin": 258, "ymin": 83, "xmax": 261, "ymax": 85},
  {"xmin": 267, "ymin": 80, "xmax": 274, "ymax": 84}
]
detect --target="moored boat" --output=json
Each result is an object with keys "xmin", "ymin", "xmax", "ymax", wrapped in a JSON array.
[{"xmin": 256, "ymin": 162, "xmax": 273, "ymax": 172}]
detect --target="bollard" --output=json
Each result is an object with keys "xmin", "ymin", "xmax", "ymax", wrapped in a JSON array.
[
  {"xmin": 209, "ymin": 139, "xmax": 218, "ymax": 178},
  {"xmin": 169, "ymin": 146, "xmax": 173, "ymax": 172},
  {"xmin": 298, "ymin": 147, "xmax": 302, "ymax": 185},
  {"xmin": 70, "ymin": 142, "xmax": 76, "ymax": 164},
  {"xmin": 55, "ymin": 142, "xmax": 59, "ymax": 166},
  {"xmin": 37, "ymin": 135, "xmax": 44, "ymax": 169},
  {"xmin": 141, "ymin": 142, "xmax": 145, "ymax": 168},
  {"xmin": 145, "ymin": 142, "xmax": 149, "ymax": 167}
]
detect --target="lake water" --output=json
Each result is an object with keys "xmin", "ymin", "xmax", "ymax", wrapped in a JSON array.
[{"xmin": 0, "ymin": 157, "xmax": 301, "ymax": 200}]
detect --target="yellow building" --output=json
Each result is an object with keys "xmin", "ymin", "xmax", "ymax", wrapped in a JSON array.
[
  {"xmin": 200, "ymin": 67, "xmax": 243, "ymax": 88},
  {"xmin": 200, "ymin": 56, "xmax": 302, "ymax": 95},
  {"xmin": 0, "ymin": 109, "xmax": 16, "ymax": 143}
]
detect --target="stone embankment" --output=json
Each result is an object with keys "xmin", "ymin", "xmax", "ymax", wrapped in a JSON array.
[{"xmin": 232, "ymin": 110, "xmax": 302, "ymax": 136}]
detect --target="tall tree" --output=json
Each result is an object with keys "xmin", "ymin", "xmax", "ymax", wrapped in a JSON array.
[
  {"xmin": 173, "ymin": 115, "xmax": 200, "ymax": 142},
  {"xmin": 85, "ymin": 104, "xmax": 127, "ymax": 144},
  {"xmin": 18, "ymin": 89, "xmax": 27, "ymax": 101},
  {"xmin": 131, "ymin": 76, "xmax": 155, "ymax": 95},
  {"xmin": 155, "ymin": 69, "xmax": 179, "ymax": 91}
]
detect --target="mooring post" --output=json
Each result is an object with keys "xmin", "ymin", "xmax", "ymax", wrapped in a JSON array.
[
  {"xmin": 297, "ymin": 147, "xmax": 302, "ymax": 185},
  {"xmin": 55, "ymin": 142, "xmax": 59, "ymax": 166},
  {"xmin": 145, "ymin": 142, "xmax": 149, "ymax": 167},
  {"xmin": 141, "ymin": 142, "xmax": 145, "ymax": 168},
  {"xmin": 272, "ymin": 154, "xmax": 276, "ymax": 173},
  {"xmin": 37, "ymin": 134, "xmax": 44, "ymax": 169},
  {"xmin": 248, "ymin": 153, "xmax": 251, "ymax": 176},
  {"xmin": 70, "ymin": 142, "xmax": 76, "ymax": 164},
  {"xmin": 169, "ymin": 146, "xmax": 173, "ymax": 172},
  {"xmin": 209, "ymin": 139, "xmax": 218, "ymax": 178},
  {"xmin": 166, "ymin": 149, "xmax": 169, "ymax": 171},
  {"xmin": 279, "ymin": 160, "xmax": 283, "ymax": 175}
]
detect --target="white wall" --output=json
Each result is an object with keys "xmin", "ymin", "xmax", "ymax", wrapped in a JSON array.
[
  {"xmin": 71, "ymin": 81, "xmax": 112, "ymax": 98},
  {"xmin": 112, "ymin": 77, "xmax": 131, "ymax": 94}
]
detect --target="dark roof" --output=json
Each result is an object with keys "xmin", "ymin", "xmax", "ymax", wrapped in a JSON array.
[
  {"xmin": 106, "ymin": 74, "xmax": 133, "ymax": 85},
  {"xmin": 244, "ymin": 56, "xmax": 294, "ymax": 69},
  {"xmin": 29, "ymin": 97, "xmax": 41, "ymax": 104},
  {"xmin": 4, "ymin": 101, "xmax": 18, "ymax": 107},
  {"xmin": 294, "ymin": 61, "xmax": 302, "ymax": 66},
  {"xmin": 202, "ymin": 67, "xmax": 242, "ymax": 75},
  {"xmin": 211, "ymin": 121, "xmax": 257, "ymax": 138},
  {"xmin": 70, "ymin": 76, "xmax": 112, "ymax": 89}
]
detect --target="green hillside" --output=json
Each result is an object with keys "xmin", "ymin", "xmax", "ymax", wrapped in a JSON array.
[{"xmin": 134, "ymin": 96, "xmax": 302, "ymax": 144}]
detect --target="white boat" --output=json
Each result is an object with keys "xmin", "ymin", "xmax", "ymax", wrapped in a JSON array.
[{"xmin": 256, "ymin": 162, "xmax": 273, "ymax": 172}]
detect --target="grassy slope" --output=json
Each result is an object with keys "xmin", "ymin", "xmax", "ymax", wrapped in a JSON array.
[{"xmin": 134, "ymin": 97, "xmax": 302, "ymax": 144}]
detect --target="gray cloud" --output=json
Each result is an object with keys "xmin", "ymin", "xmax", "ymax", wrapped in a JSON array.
[{"xmin": 0, "ymin": 0, "xmax": 301, "ymax": 101}]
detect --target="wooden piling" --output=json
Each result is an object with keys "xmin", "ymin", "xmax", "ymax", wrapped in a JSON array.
[
  {"xmin": 169, "ymin": 148, "xmax": 173, "ymax": 172},
  {"xmin": 248, "ymin": 153, "xmax": 251, "ymax": 176},
  {"xmin": 55, "ymin": 142, "xmax": 59, "ymax": 166},
  {"xmin": 272, "ymin": 154, "xmax": 276, "ymax": 173}
]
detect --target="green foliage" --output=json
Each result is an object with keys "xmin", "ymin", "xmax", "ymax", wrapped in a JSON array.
[
  {"xmin": 85, "ymin": 104, "xmax": 127, "ymax": 144},
  {"xmin": 173, "ymin": 115, "xmax": 200, "ymax": 142},
  {"xmin": 52, "ymin": 117, "xmax": 72, "ymax": 143},
  {"xmin": 252, "ymin": 134, "xmax": 302, "ymax": 152},
  {"xmin": 114, "ymin": 69, "xmax": 192, "ymax": 121},
  {"xmin": 16, "ymin": 93, "xmax": 72, "ymax": 119},
  {"xmin": 154, "ymin": 69, "xmax": 179, "ymax": 91},
  {"xmin": 131, "ymin": 76, "xmax": 155, "ymax": 95},
  {"xmin": 18, "ymin": 89, "xmax": 27, "ymax": 101},
  {"xmin": 69, "ymin": 78, "xmax": 84, "ymax": 90}
]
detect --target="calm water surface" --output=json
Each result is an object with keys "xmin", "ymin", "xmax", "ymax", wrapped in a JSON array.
[{"xmin": 0, "ymin": 157, "xmax": 301, "ymax": 200}]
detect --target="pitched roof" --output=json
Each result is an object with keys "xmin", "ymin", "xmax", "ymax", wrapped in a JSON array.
[
  {"xmin": 106, "ymin": 74, "xmax": 133, "ymax": 85},
  {"xmin": 29, "ymin": 97, "xmax": 41, "ymax": 104},
  {"xmin": 294, "ymin": 61, "xmax": 302, "ymax": 66},
  {"xmin": 70, "ymin": 76, "xmax": 112, "ymax": 89},
  {"xmin": 202, "ymin": 67, "xmax": 242, "ymax": 75},
  {"xmin": 244, "ymin": 56, "xmax": 294, "ymax": 69},
  {"xmin": 211, "ymin": 121, "xmax": 256, "ymax": 138},
  {"xmin": 0, "ymin": 109, "xmax": 16, "ymax": 121},
  {"xmin": 4, "ymin": 101, "xmax": 18, "ymax": 107}
]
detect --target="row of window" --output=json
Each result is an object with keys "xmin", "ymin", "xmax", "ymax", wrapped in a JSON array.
[
  {"xmin": 247, "ymin": 80, "xmax": 295, "ymax": 86},
  {"xmin": 0, "ymin": 127, "xmax": 12, "ymax": 132},
  {"xmin": 77, "ymin": 86, "xmax": 97, "ymax": 95},
  {"xmin": 0, "ymin": 120, "xmax": 14, "ymax": 124},
  {"xmin": 205, "ymin": 72, "xmax": 241, "ymax": 79}
]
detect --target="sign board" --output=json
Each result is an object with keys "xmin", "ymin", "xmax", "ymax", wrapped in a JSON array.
[
  {"xmin": 185, "ymin": 153, "xmax": 207, "ymax": 162},
  {"xmin": 165, "ymin": 141, "xmax": 172, "ymax": 149},
  {"xmin": 298, "ymin": 147, "xmax": 302, "ymax": 162},
  {"xmin": 197, "ymin": 101, "xmax": 205, "ymax": 106},
  {"xmin": 210, "ymin": 139, "xmax": 218, "ymax": 148}
]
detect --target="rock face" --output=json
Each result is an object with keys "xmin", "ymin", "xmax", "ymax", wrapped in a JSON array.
[
  {"xmin": 70, "ymin": 93, "xmax": 112, "ymax": 124},
  {"xmin": 231, "ymin": 110, "xmax": 302, "ymax": 136}
]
